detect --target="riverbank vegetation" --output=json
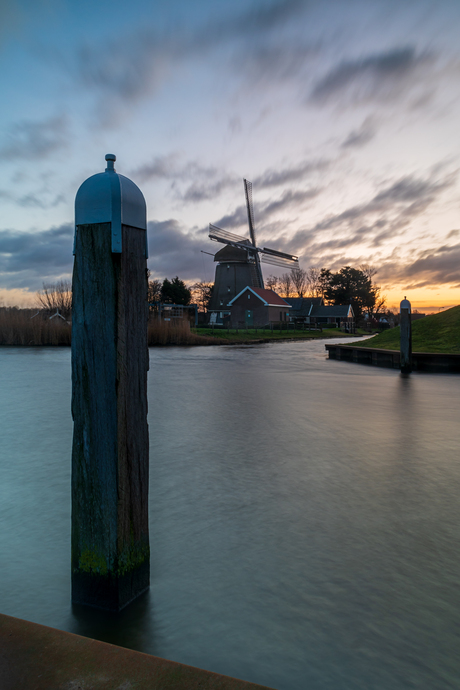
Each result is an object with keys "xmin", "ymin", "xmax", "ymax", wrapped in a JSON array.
[
  {"xmin": 0, "ymin": 308, "xmax": 71, "ymax": 346},
  {"xmin": 355, "ymin": 306, "xmax": 460, "ymax": 353},
  {"xmin": 0, "ymin": 307, "xmax": 365, "ymax": 346}
]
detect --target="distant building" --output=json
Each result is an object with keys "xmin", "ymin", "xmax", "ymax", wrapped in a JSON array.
[
  {"xmin": 284, "ymin": 297, "xmax": 354, "ymax": 330},
  {"xmin": 227, "ymin": 287, "xmax": 291, "ymax": 328},
  {"xmin": 283, "ymin": 297, "xmax": 323, "ymax": 323},
  {"xmin": 310, "ymin": 304, "xmax": 354, "ymax": 328}
]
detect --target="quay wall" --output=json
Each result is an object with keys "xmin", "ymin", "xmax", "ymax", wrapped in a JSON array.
[
  {"xmin": 0, "ymin": 613, "xmax": 274, "ymax": 690},
  {"xmin": 325, "ymin": 344, "xmax": 460, "ymax": 373}
]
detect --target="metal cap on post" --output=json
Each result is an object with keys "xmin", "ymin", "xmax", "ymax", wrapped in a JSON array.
[
  {"xmin": 72, "ymin": 154, "xmax": 150, "ymax": 611},
  {"xmin": 75, "ymin": 154, "xmax": 148, "ymax": 256},
  {"xmin": 400, "ymin": 296, "xmax": 412, "ymax": 374}
]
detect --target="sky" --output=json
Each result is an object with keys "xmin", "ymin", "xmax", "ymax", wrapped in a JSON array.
[{"xmin": 1, "ymin": 0, "xmax": 460, "ymax": 311}]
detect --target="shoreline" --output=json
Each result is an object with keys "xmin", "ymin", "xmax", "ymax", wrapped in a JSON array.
[{"xmin": 0, "ymin": 332, "xmax": 370, "ymax": 348}]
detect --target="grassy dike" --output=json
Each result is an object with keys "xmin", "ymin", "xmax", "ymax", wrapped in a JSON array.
[
  {"xmin": 354, "ymin": 305, "xmax": 460, "ymax": 353},
  {"xmin": 192, "ymin": 326, "xmax": 362, "ymax": 344}
]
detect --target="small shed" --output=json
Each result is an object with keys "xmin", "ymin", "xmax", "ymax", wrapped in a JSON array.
[{"xmin": 227, "ymin": 287, "xmax": 291, "ymax": 327}]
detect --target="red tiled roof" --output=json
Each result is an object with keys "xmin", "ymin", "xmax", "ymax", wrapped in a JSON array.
[{"xmin": 250, "ymin": 288, "xmax": 291, "ymax": 306}]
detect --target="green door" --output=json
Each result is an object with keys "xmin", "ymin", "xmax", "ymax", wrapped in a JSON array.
[{"xmin": 245, "ymin": 309, "xmax": 253, "ymax": 326}]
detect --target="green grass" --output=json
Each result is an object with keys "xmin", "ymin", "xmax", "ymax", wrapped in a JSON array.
[
  {"xmin": 193, "ymin": 326, "xmax": 359, "ymax": 343},
  {"xmin": 355, "ymin": 305, "xmax": 460, "ymax": 353}
]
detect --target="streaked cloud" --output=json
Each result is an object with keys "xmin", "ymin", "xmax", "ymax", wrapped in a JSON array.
[
  {"xmin": 0, "ymin": 115, "xmax": 68, "ymax": 161},
  {"xmin": 341, "ymin": 117, "xmax": 377, "ymax": 149},
  {"xmin": 310, "ymin": 47, "xmax": 434, "ymax": 106},
  {"xmin": 378, "ymin": 242, "xmax": 460, "ymax": 289}
]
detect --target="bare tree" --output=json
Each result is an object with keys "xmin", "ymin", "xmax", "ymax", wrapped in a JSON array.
[
  {"xmin": 278, "ymin": 272, "xmax": 293, "ymax": 298},
  {"xmin": 359, "ymin": 264, "xmax": 378, "ymax": 282},
  {"xmin": 358, "ymin": 265, "xmax": 386, "ymax": 318},
  {"xmin": 291, "ymin": 268, "xmax": 308, "ymax": 298},
  {"xmin": 304, "ymin": 268, "xmax": 320, "ymax": 297},
  {"xmin": 148, "ymin": 278, "xmax": 162, "ymax": 304},
  {"xmin": 36, "ymin": 280, "xmax": 72, "ymax": 317},
  {"xmin": 265, "ymin": 275, "xmax": 279, "ymax": 292},
  {"xmin": 190, "ymin": 282, "xmax": 213, "ymax": 312}
]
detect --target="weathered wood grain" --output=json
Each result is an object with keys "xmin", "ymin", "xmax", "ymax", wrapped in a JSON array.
[{"xmin": 71, "ymin": 222, "xmax": 149, "ymax": 610}]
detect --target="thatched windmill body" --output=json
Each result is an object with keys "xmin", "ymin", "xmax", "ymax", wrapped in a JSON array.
[{"xmin": 207, "ymin": 180, "xmax": 299, "ymax": 319}]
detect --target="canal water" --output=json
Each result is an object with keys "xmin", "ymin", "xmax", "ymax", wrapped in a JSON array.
[{"xmin": 1, "ymin": 339, "xmax": 460, "ymax": 690}]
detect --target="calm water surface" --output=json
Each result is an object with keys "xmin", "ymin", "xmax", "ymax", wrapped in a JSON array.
[{"xmin": 1, "ymin": 340, "xmax": 460, "ymax": 689}]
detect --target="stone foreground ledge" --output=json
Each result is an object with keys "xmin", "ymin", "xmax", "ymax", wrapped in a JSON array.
[{"xmin": 0, "ymin": 613, "xmax": 275, "ymax": 690}]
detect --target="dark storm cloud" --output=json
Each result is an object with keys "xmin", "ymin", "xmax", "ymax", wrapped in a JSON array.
[
  {"xmin": 0, "ymin": 115, "xmax": 68, "ymax": 161},
  {"xmin": 310, "ymin": 47, "xmax": 434, "ymax": 105},
  {"xmin": 0, "ymin": 223, "xmax": 73, "ymax": 289}
]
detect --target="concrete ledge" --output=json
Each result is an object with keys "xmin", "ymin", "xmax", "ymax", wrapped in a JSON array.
[
  {"xmin": 325, "ymin": 344, "xmax": 460, "ymax": 373},
  {"xmin": 0, "ymin": 613, "xmax": 275, "ymax": 690}
]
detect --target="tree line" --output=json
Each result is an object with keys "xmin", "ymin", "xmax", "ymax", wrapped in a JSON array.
[
  {"xmin": 266, "ymin": 265, "xmax": 386, "ymax": 319},
  {"xmin": 35, "ymin": 265, "xmax": 385, "ymax": 322}
]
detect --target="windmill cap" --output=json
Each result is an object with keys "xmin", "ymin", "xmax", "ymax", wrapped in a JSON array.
[{"xmin": 75, "ymin": 154, "xmax": 146, "ymax": 230}]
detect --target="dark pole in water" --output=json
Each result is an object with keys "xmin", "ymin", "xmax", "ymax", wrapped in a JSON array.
[
  {"xmin": 71, "ymin": 154, "xmax": 150, "ymax": 611},
  {"xmin": 400, "ymin": 296, "xmax": 412, "ymax": 374}
]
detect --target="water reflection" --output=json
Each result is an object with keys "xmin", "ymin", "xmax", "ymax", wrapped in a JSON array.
[
  {"xmin": 69, "ymin": 590, "xmax": 155, "ymax": 651},
  {"xmin": 1, "ymin": 340, "xmax": 460, "ymax": 690}
]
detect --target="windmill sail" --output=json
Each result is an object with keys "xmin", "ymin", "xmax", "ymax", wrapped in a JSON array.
[
  {"xmin": 208, "ymin": 224, "xmax": 249, "ymax": 247},
  {"xmin": 244, "ymin": 179, "xmax": 256, "ymax": 247},
  {"xmin": 260, "ymin": 246, "xmax": 299, "ymax": 269}
]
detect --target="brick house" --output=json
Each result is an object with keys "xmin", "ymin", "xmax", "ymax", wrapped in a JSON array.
[{"xmin": 227, "ymin": 287, "xmax": 291, "ymax": 327}]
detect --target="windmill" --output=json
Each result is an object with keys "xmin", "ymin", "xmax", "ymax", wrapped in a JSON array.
[{"xmin": 207, "ymin": 179, "xmax": 299, "ymax": 318}]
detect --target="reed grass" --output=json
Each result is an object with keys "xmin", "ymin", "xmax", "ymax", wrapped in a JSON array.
[
  {"xmin": 0, "ymin": 310, "xmax": 221, "ymax": 347},
  {"xmin": 0, "ymin": 308, "xmax": 72, "ymax": 346}
]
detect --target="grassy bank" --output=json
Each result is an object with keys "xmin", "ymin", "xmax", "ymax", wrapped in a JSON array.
[
  {"xmin": 193, "ymin": 325, "xmax": 363, "ymax": 343},
  {"xmin": 355, "ymin": 305, "xmax": 460, "ymax": 353}
]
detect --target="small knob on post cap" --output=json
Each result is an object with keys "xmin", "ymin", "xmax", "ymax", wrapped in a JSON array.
[{"xmin": 105, "ymin": 153, "xmax": 116, "ymax": 172}]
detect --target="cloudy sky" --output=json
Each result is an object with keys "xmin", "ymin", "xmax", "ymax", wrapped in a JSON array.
[{"xmin": 1, "ymin": 0, "xmax": 460, "ymax": 310}]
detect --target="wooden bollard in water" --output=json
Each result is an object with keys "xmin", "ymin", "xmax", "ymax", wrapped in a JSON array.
[
  {"xmin": 71, "ymin": 154, "xmax": 150, "ymax": 611},
  {"xmin": 400, "ymin": 296, "xmax": 412, "ymax": 374}
]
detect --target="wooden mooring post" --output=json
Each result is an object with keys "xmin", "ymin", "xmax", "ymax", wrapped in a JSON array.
[
  {"xmin": 400, "ymin": 296, "xmax": 412, "ymax": 374},
  {"xmin": 71, "ymin": 154, "xmax": 150, "ymax": 611}
]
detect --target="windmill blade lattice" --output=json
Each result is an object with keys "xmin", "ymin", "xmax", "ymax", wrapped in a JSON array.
[
  {"xmin": 208, "ymin": 223, "xmax": 251, "ymax": 247},
  {"xmin": 244, "ymin": 179, "xmax": 257, "ymax": 247}
]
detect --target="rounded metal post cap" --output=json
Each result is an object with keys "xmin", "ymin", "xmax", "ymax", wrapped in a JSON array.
[{"xmin": 400, "ymin": 296, "xmax": 411, "ymax": 312}]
